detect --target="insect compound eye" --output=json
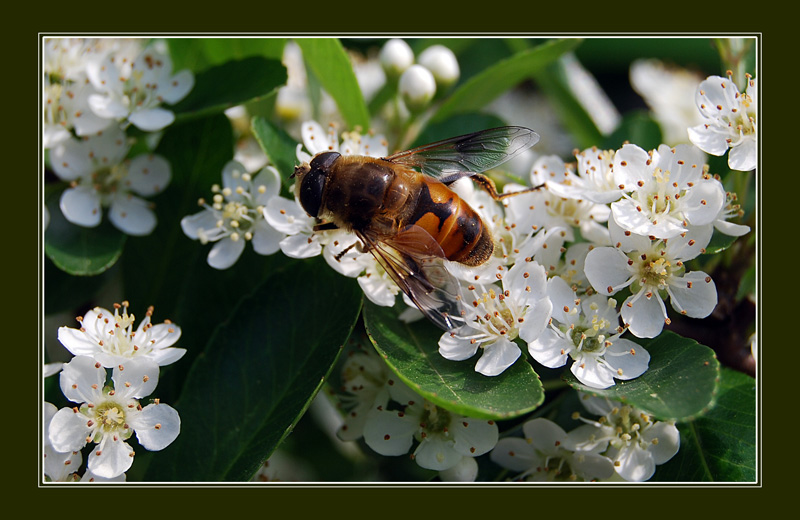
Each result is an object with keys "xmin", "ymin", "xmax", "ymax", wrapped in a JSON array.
[
  {"xmin": 299, "ymin": 151, "xmax": 341, "ymax": 217},
  {"xmin": 310, "ymin": 151, "xmax": 341, "ymax": 171}
]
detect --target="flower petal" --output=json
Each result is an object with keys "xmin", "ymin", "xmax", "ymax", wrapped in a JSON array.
[
  {"xmin": 181, "ymin": 210, "xmax": 220, "ymax": 241},
  {"xmin": 522, "ymin": 418, "xmax": 567, "ymax": 454},
  {"xmin": 128, "ymin": 107, "xmax": 175, "ymax": 131},
  {"xmin": 438, "ymin": 455, "xmax": 478, "ymax": 482},
  {"xmin": 125, "ymin": 154, "xmax": 171, "ymax": 196},
  {"xmin": 641, "ymin": 422, "xmax": 680, "ymax": 464},
  {"xmin": 160, "ymin": 69, "xmax": 195, "ymax": 104},
  {"xmin": 208, "ymin": 237, "xmax": 246, "ymax": 269},
  {"xmin": 252, "ymin": 166, "xmax": 282, "ymax": 205},
  {"xmin": 363, "ymin": 410, "xmax": 416, "ymax": 456},
  {"xmin": 251, "ymin": 219, "xmax": 284, "ymax": 256},
  {"xmin": 728, "ymin": 138, "xmax": 756, "ymax": 171},
  {"xmin": 57, "ymin": 326, "xmax": 100, "ymax": 358},
  {"xmin": 667, "ymin": 271, "xmax": 717, "ymax": 318},
  {"xmin": 112, "ymin": 357, "xmax": 160, "ymax": 399},
  {"xmin": 621, "ymin": 292, "xmax": 666, "ymax": 338},
  {"xmin": 687, "ymin": 124, "xmax": 729, "ymax": 156},
  {"xmin": 518, "ymin": 297, "xmax": 552, "ymax": 344},
  {"xmin": 681, "ymin": 179, "xmax": 726, "ymax": 226},
  {"xmin": 48, "ymin": 407, "xmax": 91, "ymax": 453},
  {"xmin": 108, "ymin": 195, "xmax": 157, "ymax": 236},
  {"xmin": 438, "ymin": 331, "xmax": 480, "ymax": 361},
  {"xmin": 490, "ymin": 437, "xmax": 539, "ymax": 472},
  {"xmin": 264, "ymin": 197, "xmax": 313, "ymax": 235},
  {"xmin": 414, "ymin": 436, "xmax": 462, "ymax": 471},
  {"xmin": 131, "ymin": 403, "xmax": 181, "ymax": 451},
  {"xmin": 87, "ymin": 435, "xmax": 134, "ymax": 479},
  {"xmin": 59, "ymin": 355, "xmax": 106, "ymax": 404},
  {"xmin": 584, "ymin": 247, "xmax": 631, "ymax": 296},
  {"xmin": 604, "ymin": 337, "xmax": 650, "ymax": 381},
  {"xmin": 452, "ymin": 417, "xmax": 498, "ymax": 457},
  {"xmin": 613, "ymin": 444, "xmax": 655, "ymax": 482},
  {"xmin": 528, "ymin": 328, "xmax": 570, "ymax": 368},
  {"xmin": 278, "ymin": 233, "xmax": 322, "ymax": 259},
  {"xmin": 60, "ymin": 186, "xmax": 102, "ymax": 228},
  {"xmin": 475, "ymin": 338, "xmax": 520, "ymax": 376}
]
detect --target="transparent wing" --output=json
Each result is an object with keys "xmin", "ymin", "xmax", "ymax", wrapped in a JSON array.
[
  {"xmin": 356, "ymin": 226, "xmax": 464, "ymax": 331},
  {"xmin": 384, "ymin": 126, "xmax": 539, "ymax": 181}
]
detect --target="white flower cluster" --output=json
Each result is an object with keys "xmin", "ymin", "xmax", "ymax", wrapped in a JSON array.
[
  {"xmin": 335, "ymin": 345, "xmax": 498, "ymax": 481},
  {"xmin": 44, "ymin": 301, "xmax": 183, "ymax": 481},
  {"xmin": 45, "ymin": 38, "xmax": 194, "ymax": 235},
  {"xmin": 185, "ymin": 119, "xmax": 748, "ymax": 392},
  {"xmin": 491, "ymin": 394, "xmax": 680, "ymax": 482},
  {"xmin": 333, "ymin": 344, "xmax": 678, "ymax": 482}
]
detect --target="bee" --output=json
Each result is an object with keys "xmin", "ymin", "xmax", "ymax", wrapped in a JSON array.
[{"xmin": 292, "ymin": 126, "xmax": 540, "ymax": 331}]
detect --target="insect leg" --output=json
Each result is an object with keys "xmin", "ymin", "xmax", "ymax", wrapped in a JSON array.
[
  {"xmin": 334, "ymin": 241, "xmax": 366, "ymax": 261},
  {"xmin": 312, "ymin": 221, "xmax": 339, "ymax": 232},
  {"xmin": 468, "ymin": 173, "xmax": 545, "ymax": 201}
]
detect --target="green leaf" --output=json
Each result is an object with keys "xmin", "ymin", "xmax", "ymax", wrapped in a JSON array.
[
  {"xmin": 430, "ymin": 38, "xmax": 582, "ymax": 124},
  {"xmin": 167, "ymin": 39, "xmax": 286, "ymax": 73},
  {"xmin": 705, "ymin": 229, "xmax": 738, "ymax": 255},
  {"xmin": 144, "ymin": 259, "xmax": 363, "ymax": 482},
  {"xmin": 566, "ymin": 331, "xmax": 720, "ymax": 422},
  {"xmin": 44, "ymin": 257, "xmax": 116, "ymax": 314},
  {"xmin": 121, "ymin": 113, "xmax": 244, "ymax": 403},
  {"xmin": 251, "ymin": 116, "xmax": 300, "ymax": 186},
  {"xmin": 171, "ymin": 57, "xmax": 287, "ymax": 122},
  {"xmin": 363, "ymin": 301, "xmax": 544, "ymax": 420},
  {"xmin": 295, "ymin": 39, "xmax": 370, "ymax": 130},
  {"xmin": 655, "ymin": 368, "xmax": 756, "ymax": 482},
  {"xmin": 602, "ymin": 110, "xmax": 663, "ymax": 151},
  {"xmin": 44, "ymin": 187, "xmax": 126, "ymax": 276}
]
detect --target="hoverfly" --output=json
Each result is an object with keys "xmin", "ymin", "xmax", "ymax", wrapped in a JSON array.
[{"xmin": 292, "ymin": 126, "xmax": 540, "ymax": 331}]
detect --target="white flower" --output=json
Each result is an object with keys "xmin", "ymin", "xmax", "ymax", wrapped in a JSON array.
[
  {"xmin": 379, "ymin": 38, "xmax": 414, "ymax": 79},
  {"xmin": 713, "ymin": 189, "xmax": 751, "ymax": 237},
  {"xmin": 44, "ymin": 402, "xmax": 82, "ymax": 482},
  {"xmin": 417, "ymin": 45, "xmax": 460, "ymax": 89},
  {"xmin": 439, "ymin": 260, "xmax": 552, "ymax": 376},
  {"xmin": 48, "ymin": 356, "xmax": 180, "ymax": 479},
  {"xmin": 399, "ymin": 64, "xmax": 436, "ymax": 112},
  {"xmin": 356, "ymin": 255, "xmax": 403, "ymax": 307},
  {"xmin": 85, "ymin": 40, "xmax": 194, "ymax": 132},
  {"xmin": 295, "ymin": 120, "xmax": 389, "ymax": 163},
  {"xmin": 363, "ymin": 399, "xmax": 498, "ymax": 477},
  {"xmin": 263, "ymin": 195, "xmax": 323, "ymax": 259},
  {"xmin": 630, "ymin": 59, "xmax": 704, "ymax": 146},
  {"xmin": 566, "ymin": 395, "xmax": 680, "ymax": 482},
  {"xmin": 529, "ymin": 276, "xmax": 650, "ymax": 389},
  {"xmin": 50, "ymin": 126, "xmax": 171, "ymax": 235},
  {"xmin": 43, "ymin": 81, "xmax": 111, "ymax": 148},
  {"xmin": 504, "ymin": 155, "xmax": 611, "ymax": 246},
  {"xmin": 57, "ymin": 301, "xmax": 185, "ymax": 368},
  {"xmin": 490, "ymin": 418, "xmax": 615, "ymax": 482},
  {"xmin": 44, "ymin": 38, "xmax": 140, "ymax": 82},
  {"xmin": 611, "ymin": 143, "xmax": 725, "ymax": 240},
  {"xmin": 584, "ymin": 216, "xmax": 717, "ymax": 338},
  {"xmin": 546, "ymin": 147, "xmax": 623, "ymax": 204},
  {"xmin": 182, "ymin": 160, "xmax": 284, "ymax": 269},
  {"xmin": 688, "ymin": 74, "xmax": 757, "ymax": 172},
  {"xmin": 547, "ymin": 241, "xmax": 593, "ymax": 293},
  {"xmin": 335, "ymin": 344, "xmax": 419, "ymax": 442}
]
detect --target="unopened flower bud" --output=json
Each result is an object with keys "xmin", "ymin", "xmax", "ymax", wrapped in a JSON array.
[
  {"xmin": 399, "ymin": 64, "xmax": 436, "ymax": 113},
  {"xmin": 380, "ymin": 39, "xmax": 414, "ymax": 79},
  {"xmin": 417, "ymin": 45, "xmax": 460, "ymax": 90}
]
